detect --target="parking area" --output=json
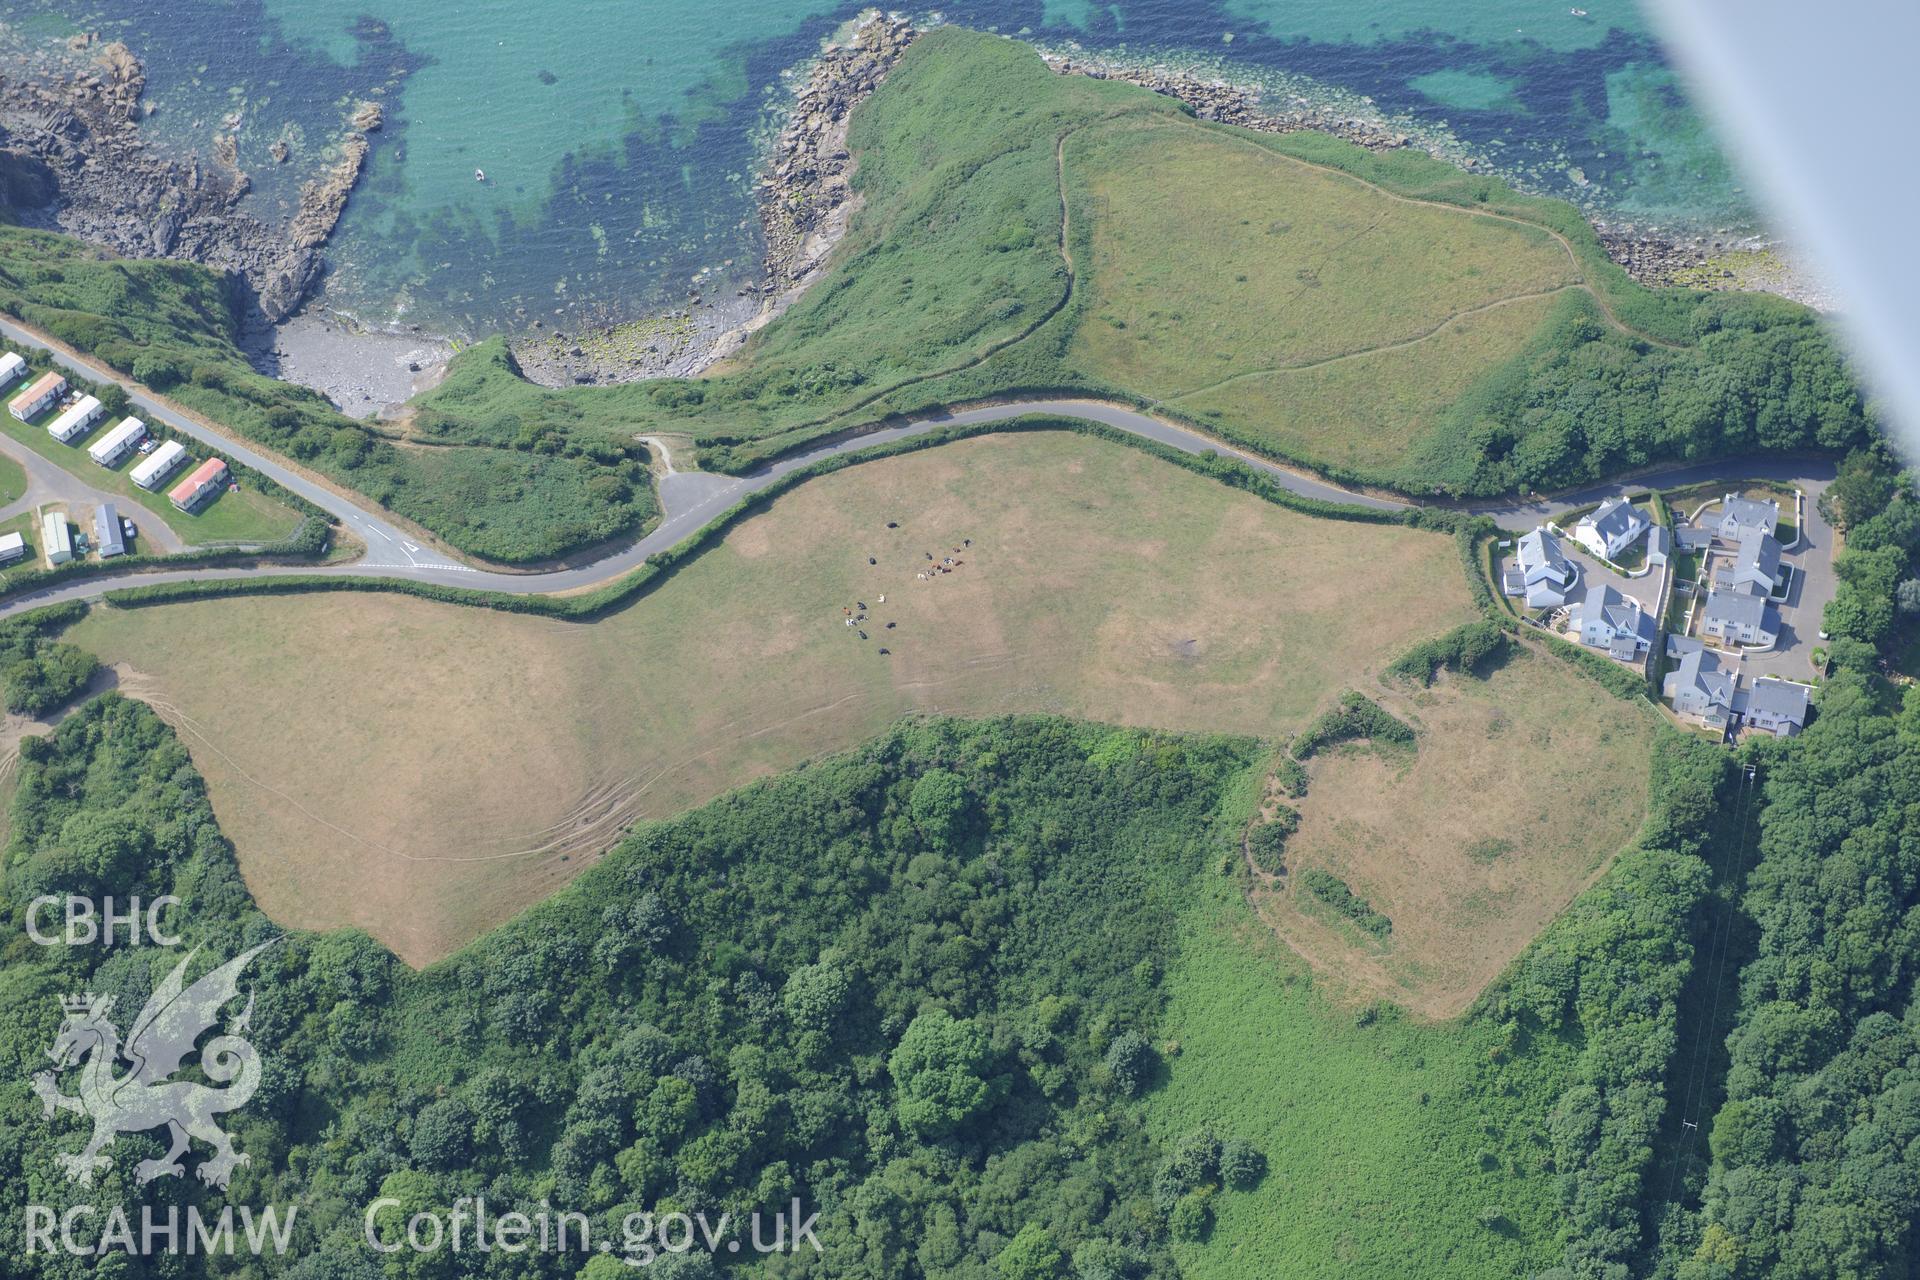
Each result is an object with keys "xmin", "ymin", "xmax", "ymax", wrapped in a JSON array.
[
  {"xmin": 1669, "ymin": 486, "xmax": 1833, "ymax": 684},
  {"xmin": 1498, "ymin": 478, "xmax": 1837, "ymax": 738},
  {"xmin": 0, "ymin": 433, "xmax": 182, "ymax": 558}
]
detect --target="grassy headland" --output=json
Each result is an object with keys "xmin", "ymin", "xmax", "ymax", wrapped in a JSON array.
[
  {"xmin": 417, "ymin": 28, "xmax": 1870, "ymax": 497},
  {"xmin": 0, "ymin": 28, "xmax": 1871, "ymax": 562}
]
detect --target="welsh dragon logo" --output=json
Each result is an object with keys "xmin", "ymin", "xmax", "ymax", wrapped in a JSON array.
[{"xmin": 32, "ymin": 941, "xmax": 275, "ymax": 1189}]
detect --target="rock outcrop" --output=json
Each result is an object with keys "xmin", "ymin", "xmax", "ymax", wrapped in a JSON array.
[
  {"xmin": 757, "ymin": 14, "xmax": 916, "ymax": 299},
  {"xmin": 513, "ymin": 13, "xmax": 919, "ymax": 388},
  {"xmin": 1048, "ymin": 56, "xmax": 1418, "ymax": 156},
  {"xmin": 0, "ymin": 36, "xmax": 377, "ymax": 322}
]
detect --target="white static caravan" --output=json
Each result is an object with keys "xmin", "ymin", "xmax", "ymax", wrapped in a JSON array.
[
  {"xmin": 88, "ymin": 417, "xmax": 148, "ymax": 467},
  {"xmin": 42, "ymin": 510, "xmax": 72, "ymax": 566},
  {"xmin": 0, "ymin": 531, "xmax": 24, "ymax": 564},
  {"xmin": 130, "ymin": 439, "xmax": 188, "ymax": 490},
  {"xmin": 0, "ymin": 352, "xmax": 25, "ymax": 389},
  {"xmin": 47, "ymin": 394, "xmax": 104, "ymax": 444}
]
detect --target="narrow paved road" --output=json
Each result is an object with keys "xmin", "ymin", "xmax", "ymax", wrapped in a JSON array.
[{"xmin": 0, "ymin": 315, "xmax": 1837, "ymax": 620}]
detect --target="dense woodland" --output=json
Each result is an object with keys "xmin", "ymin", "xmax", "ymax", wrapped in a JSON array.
[
  {"xmin": 1415, "ymin": 292, "xmax": 1874, "ymax": 495},
  {"xmin": 2, "ymin": 712, "xmax": 1279, "ymax": 1278},
  {"xmin": 1651, "ymin": 446, "xmax": 1920, "ymax": 1280}
]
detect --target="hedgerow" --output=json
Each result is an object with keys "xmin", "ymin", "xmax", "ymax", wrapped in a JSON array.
[
  {"xmin": 1291, "ymin": 691, "xmax": 1416, "ymax": 760},
  {"xmin": 1384, "ymin": 620, "xmax": 1511, "ymax": 685}
]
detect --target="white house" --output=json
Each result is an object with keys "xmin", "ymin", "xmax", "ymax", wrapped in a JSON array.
[
  {"xmin": 1505, "ymin": 527, "xmax": 1577, "ymax": 609},
  {"xmin": 88, "ymin": 417, "xmax": 147, "ymax": 468},
  {"xmin": 1572, "ymin": 584, "xmax": 1656, "ymax": 661},
  {"xmin": 1717, "ymin": 494, "xmax": 1780, "ymax": 543},
  {"xmin": 1572, "ymin": 497, "xmax": 1649, "ymax": 561},
  {"xmin": 94, "ymin": 502, "xmax": 127, "ymax": 558},
  {"xmin": 1700, "ymin": 588, "xmax": 1777, "ymax": 648},
  {"xmin": 1742, "ymin": 678, "xmax": 1810, "ymax": 737},
  {"xmin": 1712, "ymin": 530, "xmax": 1783, "ymax": 597},
  {"xmin": 1646, "ymin": 525, "xmax": 1670, "ymax": 568},
  {"xmin": 1663, "ymin": 647, "xmax": 1738, "ymax": 729},
  {"xmin": 41, "ymin": 510, "xmax": 72, "ymax": 566},
  {"xmin": 46, "ymin": 394, "xmax": 103, "ymax": 444}
]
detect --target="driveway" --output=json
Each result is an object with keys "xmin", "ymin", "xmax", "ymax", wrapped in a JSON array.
[
  {"xmin": 1559, "ymin": 540, "xmax": 1660, "ymax": 617},
  {"xmin": 0, "ymin": 433, "xmax": 187, "ymax": 554},
  {"xmin": 1707, "ymin": 484, "xmax": 1835, "ymax": 683}
]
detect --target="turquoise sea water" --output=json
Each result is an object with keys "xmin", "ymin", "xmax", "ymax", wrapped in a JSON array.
[{"xmin": 13, "ymin": 1, "xmax": 1751, "ymax": 337}]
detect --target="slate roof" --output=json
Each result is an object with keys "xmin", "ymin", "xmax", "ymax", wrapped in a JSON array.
[
  {"xmin": 1665, "ymin": 647, "xmax": 1737, "ymax": 709},
  {"xmin": 1577, "ymin": 584, "xmax": 1642, "ymax": 634},
  {"xmin": 1666, "ymin": 634, "xmax": 1703, "ymax": 659},
  {"xmin": 1581, "ymin": 497, "xmax": 1648, "ymax": 545},
  {"xmin": 1714, "ymin": 530, "xmax": 1782, "ymax": 594},
  {"xmin": 1745, "ymin": 677, "xmax": 1810, "ymax": 726},
  {"xmin": 1720, "ymin": 494, "xmax": 1780, "ymax": 536},
  {"xmin": 1574, "ymin": 585, "xmax": 1655, "ymax": 660},
  {"xmin": 1674, "ymin": 524, "xmax": 1713, "ymax": 552},
  {"xmin": 1517, "ymin": 527, "xmax": 1573, "ymax": 582},
  {"xmin": 1703, "ymin": 588, "xmax": 1769, "ymax": 630}
]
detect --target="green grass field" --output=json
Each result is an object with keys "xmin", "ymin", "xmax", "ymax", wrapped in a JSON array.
[
  {"xmin": 1068, "ymin": 118, "xmax": 1577, "ymax": 391},
  {"xmin": 1, "ymin": 29, "xmax": 1860, "ymax": 559},
  {"xmin": 409, "ymin": 29, "xmax": 1855, "ymax": 504},
  {"xmin": 410, "ymin": 29, "xmax": 1637, "ymax": 485},
  {"xmin": 1174, "ymin": 290, "xmax": 1571, "ymax": 481},
  {"xmin": 1149, "ymin": 879, "xmax": 1570, "ymax": 1278},
  {"xmin": 1, "ymin": 407, "xmax": 300, "ymax": 543}
]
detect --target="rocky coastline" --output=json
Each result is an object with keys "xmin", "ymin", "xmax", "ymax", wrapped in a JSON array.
[
  {"xmin": 507, "ymin": 13, "xmax": 919, "ymax": 388},
  {"xmin": 0, "ymin": 30, "xmax": 378, "ymax": 322},
  {"xmin": 1, "ymin": 16, "xmax": 1834, "ymax": 413}
]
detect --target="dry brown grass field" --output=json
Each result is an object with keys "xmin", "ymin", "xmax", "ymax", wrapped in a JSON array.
[
  {"xmin": 71, "ymin": 432, "xmax": 1482, "ymax": 964},
  {"xmin": 1250, "ymin": 647, "xmax": 1657, "ymax": 1018}
]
